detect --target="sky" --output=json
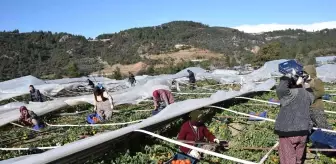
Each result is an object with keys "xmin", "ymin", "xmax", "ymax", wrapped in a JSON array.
[{"xmin": 1, "ymin": 0, "xmax": 336, "ymax": 38}]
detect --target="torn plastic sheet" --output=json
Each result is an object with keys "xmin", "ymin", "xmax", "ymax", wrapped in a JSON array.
[
  {"xmin": 11, "ymin": 79, "xmax": 275, "ymax": 164},
  {"xmin": 1, "ymin": 57, "xmax": 335, "ymax": 103},
  {"xmin": 316, "ymin": 64, "xmax": 336, "ymax": 83}
]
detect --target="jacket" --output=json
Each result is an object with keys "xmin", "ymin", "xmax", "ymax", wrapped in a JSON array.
[
  {"xmin": 188, "ymin": 71, "xmax": 196, "ymax": 83},
  {"xmin": 30, "ymin": 89, "xmax": 43, "ymax": 102},
  {"xmin": 274, "ymin": 76, "xmax": 314, "ymax": 137},
  {"xmin": 153, "ymin": 89, "xmax": 174, "ymax": 107},
  {"xmin": 303, "ymin": 65, "xmax": 324, "ymax": 109},
  {"xmin": 304, "ymin": 65, "xmax": 331, "ymax": 129},
  {"xmin": 177, "ymin": 121, "xmax": 216, "ymax": 154},
  {"xmin": 19, "ymin": 110, "xmax": 39, "ymax": 126}
]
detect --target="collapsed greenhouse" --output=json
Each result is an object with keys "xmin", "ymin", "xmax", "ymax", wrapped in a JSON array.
[{"xmin": 0, "ymin": 58, "xmax": 336, "ymax": 164}]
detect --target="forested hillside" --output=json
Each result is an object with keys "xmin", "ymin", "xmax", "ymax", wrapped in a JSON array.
[{"xmin": 1, "ymin": 21, "xmax": 336, "ymax": 81}]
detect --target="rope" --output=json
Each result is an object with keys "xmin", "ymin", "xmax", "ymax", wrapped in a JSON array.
[
  {"xmin": 208, "ymin": 106, "xmax": 336, "ymax": 134},
  {"xmin": 0, "ymin": 146, "xmax": 59, "ymax": 151},
  {"xmin": 266, "ymin": 90, "xmax": 336, "ymax": 104},
  {"xmin": 323, "ymin": 100, "xmax": 336, "ymax": 104},
  {"xmin": 134, "ymin": 129, "xmax": 257, "ymax": 164},
  {"xmin": 55, "ymin": 110, "xmax": 91, "ymax": 116},
  {"xmin": 45, "ymin": 119, "xmax": 143, "ymax": 127},
  {"xmin": 210, "ymin": 106, "xmax": 275, "ymax": 122},
  {"xmin": 258, "ymin": 142, "xmax": 279, "ymax": 164},
  {"xmin": 172, "ymin": 92, "xmax": 213, "ymax": 95},
  {"xmin": 10, "ymin": 122, "xmax": 40, "ymax": 132},
  {"xmin": 235, "ymin": 97, "xmax": 336, "ymax": 114}
]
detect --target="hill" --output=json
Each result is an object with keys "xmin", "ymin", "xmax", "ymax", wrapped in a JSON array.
[{"xmin": 1, "ymin": 21, "xmax": 336, "ymax": 81}]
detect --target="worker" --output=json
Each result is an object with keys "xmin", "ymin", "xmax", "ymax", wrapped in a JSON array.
[
  {"xmin": 304, "ymin": 65, "xmax": 331, "ymax": 129},
  {"xmin": 87, "ymin": 79, "xmax": 95, "ymax": 88},
  {"xmin": 275, "ymin": 73, "xmax": 314, "ymax": 164},
  {"xmin": 187, "ymin": 70, "xmax": 196, "ymax": 90},
  {"xmin": 93, "ymin": 85, "xmax": 114, "ymax": 120},
  {"xmin": 177, "ymin": 110, "xmax": 220, "ymax": 159},
  {"xmin": 18, "ymin": 106, "xmax": 44, "ymax": 130},
  {"xmin": 128, "ymin": 72, "xmax": 136, "ymax": 87},
  {"xmin": 152, "ymin": 89, "xmax": 174, "ymax": 115},
  {"xmin": 29, "ymin": 85, "xmax": 43, "ymax": 102}
]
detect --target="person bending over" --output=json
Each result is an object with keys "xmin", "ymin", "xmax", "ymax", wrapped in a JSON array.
[{"xmin": 93, "ymin": 86, "xmax": 114, "ymax": 120}]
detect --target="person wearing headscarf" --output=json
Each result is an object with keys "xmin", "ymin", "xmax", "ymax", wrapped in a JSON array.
[
  {"xmin": 303, "ymin": 65, "xmax": 331, "ymax": 129},
  {"xmin": 29, "ymin": 85, "xmax": 43, "ymax": 102},
  {"xmin": 18, "ymin": 106, "xmax": 43, "ymax": 129},
  {"xmin": 177, "ymin": 110, "xmax": 219, "ymax": 159},
  {"xmin": 93, "ymin": 85, "xmax": 114, "ymax": 120},
  {"xmin": 152, "ymin": 89, "xmax": 174, "ymax": 110}
]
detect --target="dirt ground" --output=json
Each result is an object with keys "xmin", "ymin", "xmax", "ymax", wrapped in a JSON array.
[{"xmin": 91, "ymin": 48, "xmax": 224, "ymax": 76}]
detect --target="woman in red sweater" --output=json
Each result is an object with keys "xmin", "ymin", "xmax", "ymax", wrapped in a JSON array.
[{"xmin": 177, "ymin": 110, "xmax": 219, "ymax": 159}]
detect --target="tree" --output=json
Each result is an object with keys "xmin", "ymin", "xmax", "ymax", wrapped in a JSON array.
[
  {"xmin": 112, "ymin": 67, "xmax": 122, "ymax": 80},
  {"xmin": 146, "ymin": 65, "xmax": 155, "ymax": 75},
  {"xmin": 225, "ymin": 56, "xmax": 231, "ymax": 67},
  {"xmin": 66, "ymin": 62, "xmax": 80, "ymax": 77}
]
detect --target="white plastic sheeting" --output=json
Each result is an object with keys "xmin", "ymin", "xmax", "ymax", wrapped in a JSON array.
[
  {"xmin": 1, "ymin": 57, "xmax": 335, "ymax": 102},
  {"xmin": 316, "ymin": 56, "xmax": 336, "ymax": 63},
  {"xmin": 316, "ymin": 64, "xmax": 336, "ymax": 83},
  {"xmin": 11, "ymin": 79, "xmax": 276, "ymax": 164},
  {"xmin": 0, "ymin": 102, "xmax": 26, "ymax": 114},
  {"xmin": 0, "ymin": 59, "xmax": 335, "ymax": 126}
]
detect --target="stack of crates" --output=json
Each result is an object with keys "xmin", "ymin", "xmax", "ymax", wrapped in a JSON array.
[{"xmin": 165, "ymin": 152, "xmax": 199, "ymax": 164}]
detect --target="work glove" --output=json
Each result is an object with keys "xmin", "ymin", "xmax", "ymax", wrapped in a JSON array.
[
  {"xmin": 213, "ymin": 138, "xmax": 220, "ymax": 144},
  {"xmin": 304, "ymin": 82, "xmax": 311, "ymax": 89},
  {"xmin": 110, "ymin": 105, "xmax": 114, "ymax": 110},
  {"xmin": 296, "ymin": 76, "xmax": 304, "ymax": 85},
  {"xmin": 284, "ymin": 69, "xmax": 296, "ymax": 78},
  {"xmin": 189, "ymin": 149, "xmax": 201, "ymax": 159}
]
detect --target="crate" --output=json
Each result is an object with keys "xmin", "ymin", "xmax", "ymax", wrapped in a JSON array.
[
  {"xmin": 165, "ymin": 152, "xmax": 199, "ymax": 164},
  {"xmin": 322, "ymin": 94, "xmax": 331, "ymax": 100},
  {"xmin": 86, "ymin": 113, "xmax": 103, "ymax": 124},
  {"xmin": 278, "ymin": 60, "xmax": 303, "ymax": 76},
  {"xmin": 310, "ymin": 129, "xmax": 336, "ymax": 149},
  {"xmin": 248, "ymin": 111, "xmax": 267, "ymax": 121}
]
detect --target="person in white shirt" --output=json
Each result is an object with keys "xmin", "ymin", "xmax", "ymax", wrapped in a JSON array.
[{"xmin": 93, "ymin": 85, "xmax": 114, "ymax": 120}]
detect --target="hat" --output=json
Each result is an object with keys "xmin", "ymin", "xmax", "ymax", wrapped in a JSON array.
[
  {"xmin": 189, "ymin": 110, "xmax": 202, "ymax": 121},
  {"xmin": 96, "ymin": 83, "xmax": 104, "ymax": 89}
]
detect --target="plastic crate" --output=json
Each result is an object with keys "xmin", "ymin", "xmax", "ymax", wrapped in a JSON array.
[
  {"xmin": 310, "ymin": 129, "xmax": 336, "ymax": 149},
  {"xmin": 278, "ymin": 60, "xmax": 303, "ymax": 76},
  {"xmin": 269, "ymin": 98, "xmax": 280, "ymax": 103},
  {"xmin": 322, "ymin": 94, "xmax": 331, "ymax": 100},
  {"xmin": 248, "ymin": 111, "xmax": 267, "ymax": 121},
  {"xmin": 165, "ymin": 152, "xmax": 199, "ymax": 164},
  {"xmin": 86, "ymin": 113, "xmax": 103, "ymax": 124}
]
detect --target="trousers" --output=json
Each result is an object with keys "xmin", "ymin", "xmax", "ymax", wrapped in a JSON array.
[{"xmin": 279, "ymin": 135, "xmax": 307, "ymax": 164}]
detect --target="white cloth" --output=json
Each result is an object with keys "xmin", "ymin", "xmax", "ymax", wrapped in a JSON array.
[
  {"xmin": 213, "ymin": 138, "xmax": 219, "ymax": 144},
  {"xmin": 189, "ymin": 149, "xmax": 201, "ymax": 159}
]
